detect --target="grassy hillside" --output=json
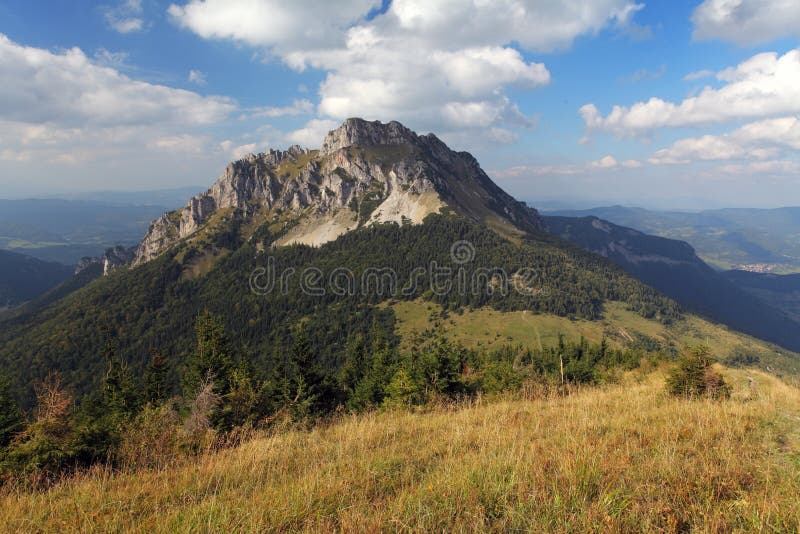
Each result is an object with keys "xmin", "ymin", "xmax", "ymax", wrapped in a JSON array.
[
  {"xmin": 2, "ymin": 367, "xmax": 798, "ymax": 532},
  {"xmin": 389, "ymin": 300, "xmax": 800, "ymax": 376}
]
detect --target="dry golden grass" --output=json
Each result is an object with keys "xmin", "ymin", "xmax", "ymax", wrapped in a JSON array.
[{"xmin": 2, "ymin": 367, "xmax": 799, "ymax": 533}]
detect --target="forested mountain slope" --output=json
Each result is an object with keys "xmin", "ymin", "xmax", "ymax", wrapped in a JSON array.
[{"xmin": 545, "ymin": 215, "xmax": 800, "ymax": 353}]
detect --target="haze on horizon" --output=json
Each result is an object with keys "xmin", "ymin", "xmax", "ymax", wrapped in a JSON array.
[{"xmin": 1, "ymin": 0, "xmax": 799, "ymax": 209}]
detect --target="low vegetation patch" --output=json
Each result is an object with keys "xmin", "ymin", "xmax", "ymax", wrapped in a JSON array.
[{"xmin": 666, "ymin": 345, "xmax": 732, "ymax": 399}]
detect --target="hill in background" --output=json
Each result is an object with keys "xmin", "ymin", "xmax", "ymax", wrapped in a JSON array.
[
  {"xmin": 0, "ymin": 250, "xmax": 73, "ymax": 308},
  {"xmin": 548, "ymin": 205, "xmax": 800, "ymax": 273}
]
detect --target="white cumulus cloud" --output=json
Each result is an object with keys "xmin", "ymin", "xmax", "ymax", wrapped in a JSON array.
[
  {"xmin": 168, "ymin": 0, "xmax": 378, "ymax": 52},
  {"xmin": 169, "ymin": 0, "xmax": 643, "ymax": 144},
  {"xmin": 286, "ymin": 119, "xmax": 339, "ymax": 147},
  {"xmin": 582, "ymin": 48, "xmax": 800, "ymax": 136},
  {"xmin": 0, "ymin": 34, "xmax": 234, "ymax": 128},
  {"xmin": 242, "ymin": 99, "xmax": 313, "ymax": 120},
  {"xmin": 0, "ymin": 33, "xmax": 236, "ymax": 170},
  {"xmin": 649, "ymin": 116, "xmax": 800, "ymax": 164},
  {"xmin": 588, "ymin": 155, "xmax": 619, "ymax": 168},
  {"xmin": 692, "ymin": 0, "xmax": 800, "ymax": 45},
  {"xmin": 188, "ymin": 69, "xmax": 207, "ymax": 85}
]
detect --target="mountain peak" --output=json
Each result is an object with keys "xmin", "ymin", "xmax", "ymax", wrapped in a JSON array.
[
  {"xmin": 320, "ymin": 118, "xmax": 419, "ymax": 155},
  {"xmin": 132, "ymin": 118, "xmax": 544, "ymax": 267}
]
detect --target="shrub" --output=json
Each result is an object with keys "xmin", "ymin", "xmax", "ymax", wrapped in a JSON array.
[
  {"xmin": 2, "ymin": 373, "xmax": 76, "ymax": 477},
  {"xmin": 118, "ymin": 403, "xmax": 180, "ymax": 470},
  {"xmin": 383, "ymin": 369, "xmax": 420, "ymax": 408},
  {"xmin": 181, "ymin": 379, "xmax": 220, "ymax": 452},
  {"xmin": 666, "ymin": 346, "xmax": 731, "ymax": 399}
]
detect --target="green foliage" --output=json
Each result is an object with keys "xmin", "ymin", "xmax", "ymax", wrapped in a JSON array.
[
  {"xmin": 185, "ymin": 310, "xmax": 234, "ymax": 397},
  {"xmin": 273, "ymin": 326, "xmax": 329, "ymax": 422},
  {"xmin": 0, "ymin": 374, "xmax": 23, "ymax": 450},
  {"xmin": 2, "ymin": 373, "xmax": 77, "ymax": 477},
  {"xmin": 666, "ymin": 346, "xmax": 732, "ymax": 399},
  {"xmin": 144, "ymin": 350, "xmax": 169, "ymax": 405},
  {"xmin": 117, "ymin": 403, "xmax": 180, "ymax": 469},
  {"xmin": 70, "ymin": 336, "xmax": 143, "ymax": 465},
  {"xmin": 342, "ymin": 337, "xmax": 396, "ymax": 411},
  {"xmin": 383, "ymin": 368, "xmax": 418, "ymax": 408}
]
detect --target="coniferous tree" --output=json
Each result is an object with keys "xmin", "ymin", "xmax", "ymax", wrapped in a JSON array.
[
  {"xmin": 3, "ymin": 373, "xmax": 75, "ymax": 476},
  {"xmin": 144, "ymin": 350, "xmax": 169, "ymax": 405},
  {"xmin": 72, "ymin": 334, "xmax": 142, "ymax": 465},
  {"xmin": 185, "ymin": 310, "xmax": 234, "ymax": 397},
  {"xmin": 101, "ymin": 337, "xmax": 141, "ymax": 421},
  {"xmin": 0, "ymin": 373, "xmax": 23, "ymax": 449}
]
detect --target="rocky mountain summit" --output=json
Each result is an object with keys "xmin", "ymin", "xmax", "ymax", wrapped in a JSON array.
[{"xmin": 133, "ymin": 118, "xmax": 544, "ymax": 267}]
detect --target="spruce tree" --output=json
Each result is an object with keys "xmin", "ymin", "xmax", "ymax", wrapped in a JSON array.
[
  {"xmin": 186, "ymin": 310, "xmax": 234, "ymax": 396},
  {"xmin": 144, "ymin": 349, "xmax": 169, "ymax": 405},
  {"xmin": 0, "ymin": 373, "xmax": 23, "ymax": 449}
]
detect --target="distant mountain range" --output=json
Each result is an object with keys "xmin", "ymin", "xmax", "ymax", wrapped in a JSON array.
[{"xmin": 548, "ymin": 205, "xmax": 800, "ymax": 273}]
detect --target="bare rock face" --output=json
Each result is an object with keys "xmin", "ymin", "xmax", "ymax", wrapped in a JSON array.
[
  {"xmin": 102, "ymin": 245, "xmax": 138, "ymax": 275},
  {"xmin": 320, "ymin": 119, "xmax": 418, "ymax": 155},
  {"xmin": 132, "ymin": 118, "xmax": 544, "ymax": 266},
  {"xmin": 74, "ymin": 256, "xmax": 102, "ymax": 276}
]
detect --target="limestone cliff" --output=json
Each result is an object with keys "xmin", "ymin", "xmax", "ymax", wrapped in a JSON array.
[{"xmin": 132, "ymin": 118, "xmax": 544, "ymax": 266}]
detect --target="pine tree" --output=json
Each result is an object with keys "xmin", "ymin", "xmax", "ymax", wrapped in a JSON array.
[
  {"xmin": 666, "ymin": 345, "xmax": 731, "ymax": 399},
  {"xmin": 185, "ymin": 310, "xmax": 234, "ymax": 396},
  {"xmin": 279, "ymin": 326, "xmax": 323, "ymax": 420},
  {"xmin": 0, "ymin": 373, "xmax": 23, "ymax": 449},
  {"xmin": 3, "ymin": 373, "xmax": 75, "ymax": 475},
  {"xmin": 101, "ymin": 335, "xmax": 141, "ymax": 421},
  {"xmin": 144, "ymin": 349, "xmax": 169, "ymax": 405}
]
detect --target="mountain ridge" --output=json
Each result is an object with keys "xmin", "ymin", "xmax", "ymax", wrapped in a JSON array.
[
  {"xmin": 134, "ymin": 118, "xmax": 543, "ymax": 267},
  {"xmin": 548, "ymin": 205, "xmax": 800, "ymax": 273},
  {"xmin": 545, "ymin": 214, "xmax": 800, "ymax": 352}
]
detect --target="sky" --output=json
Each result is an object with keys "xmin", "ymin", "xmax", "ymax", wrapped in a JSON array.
[{"xmin": 0, "ymin": 0, "xmax": 799, "ymax": 209}]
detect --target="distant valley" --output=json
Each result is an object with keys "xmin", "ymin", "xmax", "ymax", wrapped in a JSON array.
[
  {"xmin": 547, "ymin": 205, "xmax": 800, "ymax": 273},
  {"xmin": 0, "ymin": 198, "xmax": 185, "ymax": 265}
]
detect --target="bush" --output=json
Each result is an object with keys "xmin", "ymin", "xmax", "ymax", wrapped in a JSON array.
[
  {"xmin": 666, "ymin": 346, "xmax": 731, "ymax": 399},
  {"xmin": 118, "ymin": 403, "xmax": 180, "ymax": 470},
  {"xmin": 181, "ymin": 379, "xmax": 220, "ymax": 452},
  {"xmin": 2, "ymin": 373, "xmax": 76, "ymax": 478}
]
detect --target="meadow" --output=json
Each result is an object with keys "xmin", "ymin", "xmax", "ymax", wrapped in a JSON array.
[{"xmin": 2, "ymin": 366, "xmax": 798, "ymax": 532}]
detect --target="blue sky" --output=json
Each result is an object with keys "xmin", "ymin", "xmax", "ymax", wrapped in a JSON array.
[{"xmin": 1, "ymin": 0, "xmax": 799, "ymax": 209}]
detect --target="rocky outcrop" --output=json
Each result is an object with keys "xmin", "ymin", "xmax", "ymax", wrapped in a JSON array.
[
  {"xmin": 133, "ymin": 118, "xmax": 545, "ymax": 266},
  {"xmin": 320, "ymin": 119, "xmax": 418, "ymax": 155},
  {"xmin": 102, "ymin": 245, "xmax": 138, "ymax": 275},
  {"xmin": 74, "ymin": 256, "xmax": 102, "ymax": 276},
  {"xmin": 74, "ymin": 245, "xmax": 139, "ymax": 276}
]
